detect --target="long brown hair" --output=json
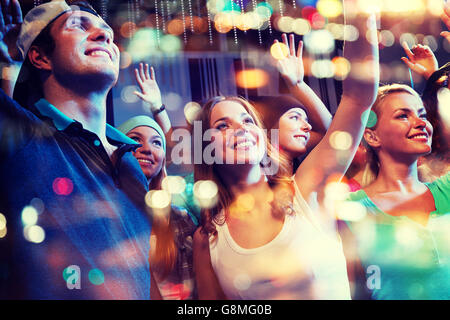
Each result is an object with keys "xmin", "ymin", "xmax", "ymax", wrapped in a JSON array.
[
  {"xmin": 361, "ymin": 84, "xmax": 424, "ymax": 186},
  {"xmin": 193, "ymin": 96, "xmax": 294, "ymax": 237},
  {"xmin": 147, "ymin": 159, "xmax": 177, "ymax": 280}
]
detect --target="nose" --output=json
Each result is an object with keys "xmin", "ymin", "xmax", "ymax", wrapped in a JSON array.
[
  {"xmin": 413, "ymin": 115, "xmax": 427, "ymax": 129},
  {"xmin": 89, "ymin": 27, "xmax": 112, "ymax": 45},
  {"xmin": 301, "ymin": 119, "xmax": 312, "ymax": 132},
  {"xmin": 137, "ymin": 141, "xmax": 152, "ymax": 155},
  {"xmin": 233, "ymin": 121, "xmax": 250, "ymax": 136}
]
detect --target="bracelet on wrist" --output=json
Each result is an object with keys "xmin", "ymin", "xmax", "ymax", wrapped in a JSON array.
[{"xmin": 153, "ymin": 104, "xmax": 166, "ymax": 115}]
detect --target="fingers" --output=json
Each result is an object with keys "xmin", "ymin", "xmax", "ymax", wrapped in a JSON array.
[
  {"xmin": 2, "ymin": 0, "xmax": 11, "ymax": 26},
  {"xmin": 134, "ymin": 68, "xmax": 145, "ymax": 92},
  {"xmin": 150, "ymin": 66, "xmax": 156, "ymax": 81},
  {"xmin": 0, "ymin": 1, "xmax": 6, "ymax": 32},
  {"xmin": 401, "ymin": 41, "xmax": 414, "ymax": 61},
  {"xmin": 139, "ymin": 62, "xmax": 145, "ymax": 81},
  {"xmin": 11, "ymin": 0, "xmax": 22, "ymax": 24},
  {"xmin": 289, "ymin": 34, "xmax": 295, "ymax": 57},
  {"xmin": 441, "ymin": 31, "xmax": 450, "ymax": 42},
  {"xmin": 400, "ymin": 57, "xmax": 426, "ymax": 74},
  {"xmin": 297, "ymin": 40, "xmax": 303, "ymax": 59},
  {"xmin": 133, "ymin": 91, "xmax": 145, "ymax": 101}
]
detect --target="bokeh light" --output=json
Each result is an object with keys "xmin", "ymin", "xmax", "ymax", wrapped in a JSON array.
[
  {"xmin": 335, "ymin": 200, "xmax": 367, "ymax": 221},
  {"xmin": 329, "ymin": 131, "xmax": 353, "ymax": 151},
  {"xmin": 162, "ymin": 175, "xmax": 187, "ymax": 194},
  {"xmin": 317, "ymin": 0, "xmax": 343, "ymax": 18},
  {"xmin": 121, "ymin": 85, "xmax": 140, "ymax": 104},
  {"xmin": 88, "ymin": 268, "xmax": 105, "ymax": 285},
  {"xmin": 30, "ymin": 198, "xmax": 45, "ymax": 215},
  {"xmin": 304, "ymin": 29, "xmax": 335, "ymax": 55},
  {"xmin": 233, "ymin": 273, "xmax": 252, "ymax": 291},
  {"xmin": 145, "ymin": 190, "xmax": 171, "ymax": 209},
  {"xmin": 160, "ymin": 34, "xmax": 182, "ymax": 53},
  {"xmin": 23, "ymin": 225, "xmax": 45, "ymax": 244},
  {"xmin": 311, "ymin": 59, "xmax": 334, "ymax": 78},
  {"xmin": 21, "ymin": 206, "xmax": 38, "ymax": 226},
  {"xmin": 236, "ymin": 69, "xmax": 269, "ymax": 89},
  {"xmin": 380, "ymin": 30, "xmax": 395, "ymax": 47},
  {"xmin": 277, "ymin": 16, "xmax": 294, "ymax": 33},
  {"xmin": 270, "ymin": 42, "xmax": 289, "ymax": 60},
  {"xmin": 193, "ymin": 180, "xmax": 219, "ymax": 209},
  {"xmin": 52, "ymin": 177, "xmax": 74, "ymax": 196},
  {"xmin": 184, "ymin": 101, "xmax": 202, "ymax": 124},
  {"xmin": 332, "ymin": 57, "xmax": 351, "ymax": 80},
  {"xmin": 0, "ymin": 213, "xmax": 7, "ymax": 230},
  {"xmin": 292, "ymin": 18, "xmax": 311, "ymax": 35}
]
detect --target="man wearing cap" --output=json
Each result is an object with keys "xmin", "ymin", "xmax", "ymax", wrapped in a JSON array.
[{"xmin": 0, "ymin": 0, "xmax": 152, "ymax": 299}]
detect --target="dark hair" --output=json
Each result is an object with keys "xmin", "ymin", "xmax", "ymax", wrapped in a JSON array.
[{"xmin": 422, "ymin": 62, "xmax": 450, "ymax": 156}]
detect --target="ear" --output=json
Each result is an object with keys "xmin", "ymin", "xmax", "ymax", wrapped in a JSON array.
[
  {"xmin": 28, "ymin": 46, "xmax": 52, "ymax": 71},
  {"xmin": 363, "ymin": 128, "xmax": 381, "ymax": 148}
]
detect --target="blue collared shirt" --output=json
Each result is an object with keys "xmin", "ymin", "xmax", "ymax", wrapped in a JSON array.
[{"xmin": 0, "ymin": 91, "xmax": 151, "ymax": 299}]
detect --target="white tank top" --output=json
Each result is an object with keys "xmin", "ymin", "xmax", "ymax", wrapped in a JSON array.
[{"xmin": 209, "ymin": 180, "xmax": 351, "ymax": 300}]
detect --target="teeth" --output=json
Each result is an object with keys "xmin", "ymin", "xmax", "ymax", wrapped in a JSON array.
[
  {"xmin": 411, "ymin": 134, "xmax": 427, "ymax": 139},
  {"xmin": 138, "ymin": 159, "xmax": 153, "ymax": 164},
  {"xmin": 235, "ymin": 141, "xmax": 253, "ymax": 148},
  {"xmin": 89, "ymin": 50, "xmax": 110, "ymax": 58}
]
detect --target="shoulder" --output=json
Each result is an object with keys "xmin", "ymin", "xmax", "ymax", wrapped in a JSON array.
[{"xmin": 426, "ymin": 172, "xmax": 450, "ymax": 214}]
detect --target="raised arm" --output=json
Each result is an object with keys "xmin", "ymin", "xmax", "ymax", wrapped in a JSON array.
[
  {"xmin": 193, "ymin": 228, "xmax": 227, "ymax": 300},
  {"xmin": 0, "ymin": 0, "xmax": 23, "ymax": 97},
  {"xmin": 441, "ymin": 1, "xmax": 450, "ymax": 42},
  {"xmin": 274, "ymin": 33, "xmax": 332, "ymax": 137},
  {"xmin": 401, "ymin": 43, "xmax": 438, "ymax": 80},
  {"xmin": 294, "ymin": 1, "xmax": 379, "ymax": 201},
  {"xmin": 134, "ymin": 63, "xmax": 172, "ymax": 135}
]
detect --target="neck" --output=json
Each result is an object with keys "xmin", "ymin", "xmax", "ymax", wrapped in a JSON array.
[
  {"xmin": 372, "ymin": 151, "xmax": 421, "ymax": 192},
  {"xmin": 219, "ymin": 164, "xmax": 268, "ymax": 198},
  {"xmin": 43, "ymin": 77, "xmax": 109, "ymax": 139}
]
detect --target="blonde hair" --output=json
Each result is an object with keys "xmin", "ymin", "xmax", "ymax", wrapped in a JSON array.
[
  {"xmin": 193, "ymin": 96, "xmax": 294, "ymax": 237},
  {"xmin": 361, "ymin": 84, "xmax": 423, "ymax": 186}
]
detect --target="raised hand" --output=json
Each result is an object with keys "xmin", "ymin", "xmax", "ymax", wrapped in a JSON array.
[
  {"xmin": 401, "ymin": 43, "xmax": 438, "ymax": 80},
  {"xmin": 441, "ymin": 1, "xmax": 450, "ymax": 42},
  {"xmin": 274, "ymin": 33, "xmax": 305, "ymax": 87},
  {"xmin": 0, "ymin": 0, "xmax": 23, "ymax": 63},
  {"xmin": 341, "ymin": 8, "xmax": 379, "ymax": 108},
  {"xmin": 133, "ymin": 63, "xmax": 163, "ymax": 112}
]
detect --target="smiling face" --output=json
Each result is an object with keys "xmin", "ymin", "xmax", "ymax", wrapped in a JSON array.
[
  {"xmin": 47, "ymin": 10, "xmax": 120, "ymax": 87},
  {"xmin": 277, "ymin": 107, "xmax": 312, "ymax": 159},
  {"xmin": 366, "ymin": 92, "xmax": 433, "ymax": 158},
  {"xmin": 126, "ymin": 126, "xmax": 165, "ymax": 180},
  {"xmin": 208, "ymin": 100, "xmax": 266, "ymax": 166}
]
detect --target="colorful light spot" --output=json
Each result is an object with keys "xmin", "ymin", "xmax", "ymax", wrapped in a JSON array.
[
  {"xmin": 53, "ymin": 177, "xmax": 74, "ymax": 196},
  {"xmin": 88, "ymin": 268, "xmax": 105, "ymax": 285}
]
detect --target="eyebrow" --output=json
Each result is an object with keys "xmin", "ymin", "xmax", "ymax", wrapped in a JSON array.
[
  {"xmin": 68, "ymin": 14, "xmax": 114, "ymax": 34},
  {"xmin": 212, "ymin": 113, "xmax": 250, "ymax": 125},
  {"xmin": 287, "ymin": 110, "xmax": 308, "ymax": 119},
  {"xmin": 395, "ymin": 107, "xmax": 427, "ymax": 114}
]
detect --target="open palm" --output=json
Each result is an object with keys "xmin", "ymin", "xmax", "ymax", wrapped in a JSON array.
[
  {"xmin": 401, "ymin": 43, "xmax": 438, "ymax": 79},
  {"xmin": 0, "ymin": 0, "xmax": 23, "ymax": 63},
  {"xmin": 134, "ymin": 63, "xmax": 163, "ymax": 112},
  {"xmin": 275, "ymin": 33, "xmax": 305, "ymax": 86}
]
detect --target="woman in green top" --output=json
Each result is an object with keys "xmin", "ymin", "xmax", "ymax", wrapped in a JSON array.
[{"xmin": 345, "ymin": 84, "xmax": 450, "ymax": 300}]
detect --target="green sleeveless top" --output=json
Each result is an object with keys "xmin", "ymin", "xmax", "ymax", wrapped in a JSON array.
[{"xmin": 346, "ymin": 173, "xmax": 450, "ymax": 300}]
